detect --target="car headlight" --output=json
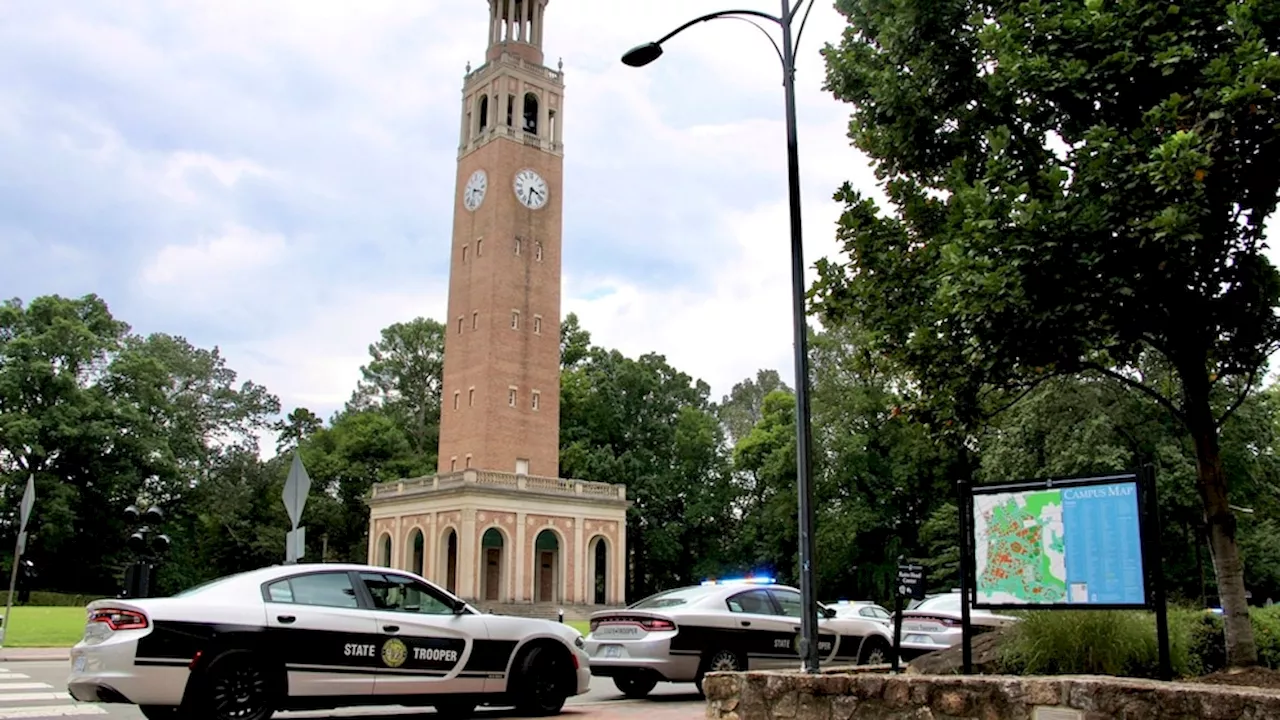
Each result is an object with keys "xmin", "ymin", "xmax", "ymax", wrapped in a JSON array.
[{"xmin": 574, "ymin": 636, "xmax": 585, "ymax": 649}]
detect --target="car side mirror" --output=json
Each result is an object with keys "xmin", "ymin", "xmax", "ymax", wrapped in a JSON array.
[
  {"xmin": 451, "ymin": 598, "xmax": 467, "ymax": 614},
  {"xmin": 822, "ymin": 606, "xmax": 837, "ymax": 619}
]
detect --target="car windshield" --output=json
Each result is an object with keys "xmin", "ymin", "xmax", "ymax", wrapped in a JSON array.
[
  {"xmin": 630, "ymin": 586, "xmax": 713, "ymax": 609},
  {"xmin": 916, "ymin": 594, "xmax": 962, "ymax": 613}
]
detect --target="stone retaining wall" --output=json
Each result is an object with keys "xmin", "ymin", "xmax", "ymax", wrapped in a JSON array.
[{"xmin": 702, "ymin": 669, "xmax": 1280, "ymax": 719}]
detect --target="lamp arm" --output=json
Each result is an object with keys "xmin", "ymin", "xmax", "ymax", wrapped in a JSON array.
[
  {"xmin": 718, "ymin": 16, "xmax": 785, "ymax": 70},
  {"xmin": 793, "ymin": 0, "xmax": 818, "ymax": 61},
  {"xmin": 653, "ymin": 9, "xmax": 781, "ymax": 45}
]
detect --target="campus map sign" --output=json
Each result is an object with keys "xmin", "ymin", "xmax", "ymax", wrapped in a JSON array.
[{"xmin": 970, "ymin": 474, "xmax": 1148, "ymax": 608}]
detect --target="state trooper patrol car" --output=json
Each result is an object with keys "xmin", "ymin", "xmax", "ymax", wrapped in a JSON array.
[
  {"xmin": 65, "ymin": 563, "xmax": 591, "ymax": 720},
  {"xmin": 583, "ymin": 578, "xmax": 894, "ymax": 698}
]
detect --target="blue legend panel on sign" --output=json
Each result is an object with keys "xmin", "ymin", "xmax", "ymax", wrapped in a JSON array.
[{"xmin": 1061, "ymin": 482, "xmax": 1145, "ymax": 605}]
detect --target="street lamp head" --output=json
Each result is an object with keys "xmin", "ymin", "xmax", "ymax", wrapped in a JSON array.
[
  {"xmin": 143, "ymin": 506, "xmax": 164, "ymax": 525},
  {"xmin": 621, "ymin": 42, "xmax": 663, "ymax": 67},
  {"xmin": 123, "ymin": 505, "xmax": 140, "ymax": 523}
]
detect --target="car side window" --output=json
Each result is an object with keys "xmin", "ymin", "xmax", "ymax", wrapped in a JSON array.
[
  {"xmin": 265, "ymin": 572, "xmax": 359, "ymax": 609},
  {"xmin": 726, "ymin": 589, "xmax": 776, "ymax": 615},
  {"xmin": 360, "ymin": 572, "xmax": 456, "ymax": 615},
  {"xmin": 873, "ymin": 607, "xmax": 891, "ymax": 619},
  {"xmin": 770, "ymin": 589, "xmax": 804, "ymax": 618}
]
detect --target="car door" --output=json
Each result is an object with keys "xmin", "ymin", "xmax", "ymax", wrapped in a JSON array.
[
  {"xmin": 355, "ymin": 570, "xmax": 492, "ymax": 697},
  {"xmin": 723, "ymin": 588, "xmax": 796, "ymax": 670},
  {"xmin": 767, "ymin": 588, "xmax": 841, "ymax": 664},
  {"xmin": 261, "ymin": 570, "xmax": 382, "ymax": 698}
]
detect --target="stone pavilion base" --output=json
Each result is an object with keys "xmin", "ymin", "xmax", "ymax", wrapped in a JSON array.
[{"xmin": 702, "ymin": 668, "xmax": 1280, "ymax": 719}]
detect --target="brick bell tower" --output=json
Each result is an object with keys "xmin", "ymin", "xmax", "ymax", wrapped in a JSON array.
[{"xmin": 437, "ymin": 0, "xmax": 565, "ymax": 478}]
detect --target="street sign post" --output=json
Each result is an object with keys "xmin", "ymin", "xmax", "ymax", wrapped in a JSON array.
[
  {"xmin": 283, "ymin": 453, "xmax": 311, "ymax": 564},
  {"xmin": 2, "ymin": 475, "xmax": 35, "ymax": 647},
  {"xmin": 892, "ymin": 560, "xmax": 927, "ymax": 673}
]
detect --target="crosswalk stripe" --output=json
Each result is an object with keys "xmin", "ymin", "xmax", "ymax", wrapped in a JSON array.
[
  {"xmin": 0, "ymin": 685, "xmax": 50, "ymax": 692},
  {"xmin": 0, "ymin": 706, "xmax": 106, "ymax": 718},
  {"xmin": 0, "ymin": 675, "xmax": 32, "ymax": 682},
  {"xmin": 0, "ymin": 693, "xmax": 69, "ymax": 703}
]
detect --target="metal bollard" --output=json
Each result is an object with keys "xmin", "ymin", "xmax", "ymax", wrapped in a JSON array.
[{"xmin": 558, "ymin": 608, "xmax": 564, "ymax": 624}]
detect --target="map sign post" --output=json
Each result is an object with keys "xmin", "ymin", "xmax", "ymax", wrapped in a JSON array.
[
  {"xmin": 892, "ymin": 560, "xmax": 926, "ymax": 673},
  {"xmin": 963, "ymin": 467, "xmax": 1171, "ymax": 679}
]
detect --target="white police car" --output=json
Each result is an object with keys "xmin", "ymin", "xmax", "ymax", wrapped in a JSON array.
[
  {"xmin": 66, "ymin": 563, "xmax": 591, "ymax": 720},
  {"xmin": 583, "ymin": 578, "xmax": 893, "ymax": 698}
]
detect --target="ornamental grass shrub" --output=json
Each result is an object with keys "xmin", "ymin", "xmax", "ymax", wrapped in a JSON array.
[{"xmin": 997, "ymin": 605, "xmax": 1280, "ymax": 679}]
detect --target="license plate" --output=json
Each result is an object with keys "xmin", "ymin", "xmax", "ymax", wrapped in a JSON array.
[
  {"xmin": 73, "ymin": 656, "xmax": 86, "ymax": 673},
  {"xmin": 603, "ymin": 645, "xmax": 622, "ymax": 658},
  {"xmin": 904, "ymin": 634, "xmax": 932, "ymax": 645}
]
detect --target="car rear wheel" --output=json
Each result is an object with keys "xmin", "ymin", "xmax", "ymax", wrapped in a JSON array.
[
  {"xmin": 195, "ymin": 649, "xmax": 277, "ymax": 720},
  {"xmin": 694, "ymin": 648, "xmax": 743, "ymax": 695},
  {"xmin": 859, "ymin": 637, "xmax": 890, "ymax": 665},
  {"xmin": 613, "ymin": 673, "xmax": 658, "ymax": 698},
  {"xmin": 512, "ymin": 643, "xmax": 572, "ymax": 716}
]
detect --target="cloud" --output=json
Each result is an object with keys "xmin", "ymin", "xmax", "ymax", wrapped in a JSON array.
[{"xmin": 22, "ymin": 0, "xmax": 1258, "ymax": 458}]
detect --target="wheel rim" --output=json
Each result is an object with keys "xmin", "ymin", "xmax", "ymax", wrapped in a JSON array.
[
  {"xmin": 530, "ymin": 654, "xmax": 564, "ymax": 708},
  {"xmin": 708, "ymin": 650, "xmax": 739, "ymax": 672},
  {"xmin": 866, "ymin": 647, "xmax": 886, "ymax": 664},
  {"xmin": 209, "ymin": 660, "xmax": 269, "ymax": 719}
]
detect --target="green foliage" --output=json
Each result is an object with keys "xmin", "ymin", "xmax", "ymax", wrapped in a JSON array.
[
  {"xmin": 818, "ymin": 0, "xmax": 1280, "ymax": 666},
  {"xmin": 999, "ymin": 606, "xmax": 1280, "ymax": 679},
  {"xmin": 1000, "ymin": 610, "xmax": 1188, "ymax": 678},
  {"xmin": 559, "ymin": 341, "xmax": 735, "ymax": 600}
]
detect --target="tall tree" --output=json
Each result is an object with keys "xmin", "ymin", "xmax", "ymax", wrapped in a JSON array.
[
  {"xmin": 717, "ymin": 370, "xmax": 791, "ymax": 449},
  {"xmin": 560, "ymin": 338, "xmax": 734, "ymax": 600},
  {"xmin": 818, "ymin": 0, "xmax": 1280, "ymax": 665},
  {"xmin": 347, "ymin": 318, "xmax": 445, "ymax": 462}
]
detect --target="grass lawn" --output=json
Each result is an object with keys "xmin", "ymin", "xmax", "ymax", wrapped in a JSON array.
[
  {"xmin": 568, "ymin": 620, "xmax": 589, "ymax": 636},
  {"xmin": 1, "ymin": 606, "xmax": 86, "ymax": 647}
]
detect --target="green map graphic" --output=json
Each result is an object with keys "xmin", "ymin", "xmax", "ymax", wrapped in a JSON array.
[{"xmin": 976, "ymin": 490, "xmax": 1068, "ymax": 602}]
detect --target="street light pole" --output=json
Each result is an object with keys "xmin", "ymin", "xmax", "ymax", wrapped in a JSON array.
[{"xmin": 622, "ymin": 0, "xmax": 821, "ymax": 673}]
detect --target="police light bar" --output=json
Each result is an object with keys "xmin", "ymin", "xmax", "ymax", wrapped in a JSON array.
[{"xmin": 701, "ymin": 576, "xmax": 776, "ymax": 586}]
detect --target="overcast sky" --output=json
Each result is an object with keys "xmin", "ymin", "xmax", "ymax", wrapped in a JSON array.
[
  {"xmin": 1, "ymin": 0, "xmax": 883, "ymax": 436},
  {"xmin": 4, "ymin": 2, "xmax": 1274, "ymax": 449}
]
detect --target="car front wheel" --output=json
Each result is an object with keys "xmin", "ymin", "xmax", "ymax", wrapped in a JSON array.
[
  {"xmin": 613, "ymin": 673, "xmax": 658, "ymax": 698},
  {"xmin": 513, "ymin": 644, "xmax": 573, "ymax": 716}
]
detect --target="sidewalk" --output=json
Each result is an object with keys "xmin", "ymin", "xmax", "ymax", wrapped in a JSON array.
[
  {"xmin": 0, "ymin": 647, "xmax": 70, "ymax": 662},
  {"xmin": 564, "ymin": 700, "xmax": 706, "ymax": 719}
]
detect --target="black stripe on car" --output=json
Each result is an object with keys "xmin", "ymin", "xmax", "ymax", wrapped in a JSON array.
[
  {"xmin": 663, "ymin": 623, "xmax": 873, "ymax": 663},
  {"xmin": 134, "ymin": 621, "xmax": 482, "ymax": 676}
]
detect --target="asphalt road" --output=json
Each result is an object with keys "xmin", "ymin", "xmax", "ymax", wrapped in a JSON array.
[{"xmin": 0, "ymin": 661, "xmax": 705, "ymax": 719}]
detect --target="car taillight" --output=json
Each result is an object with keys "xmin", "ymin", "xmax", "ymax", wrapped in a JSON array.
[
  {"xmin": 589, "ymin": 615, "xmax": 678, "ymax": 633},
  {"xmin": 642, "ymin": 618, "xmax": 676, "ymax": 631},
  {"xmin": 87, "ymin": 608, "xmax": 148, "ymax": 631}
]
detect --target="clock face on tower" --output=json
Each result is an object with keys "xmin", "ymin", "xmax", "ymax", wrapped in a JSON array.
[
  {"xmin": 463, "ymin": 169, "xmax": 487, "ymax": 211},
  {"xmin": 513, "ymin": 168, "xmax": 548, "ymax": 210}
]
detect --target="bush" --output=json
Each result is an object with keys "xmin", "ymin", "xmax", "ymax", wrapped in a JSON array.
[
  {"xmin": 999, "ymin": 605, "xmax": 1280, "ymax": 679},
  {"xmin": 999, "ymin": 610, "xmax": 1191, "ymax": 678},
  {"xmin": 1, "ymin": 591, "xmax": 103, "ymax": 607}
]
